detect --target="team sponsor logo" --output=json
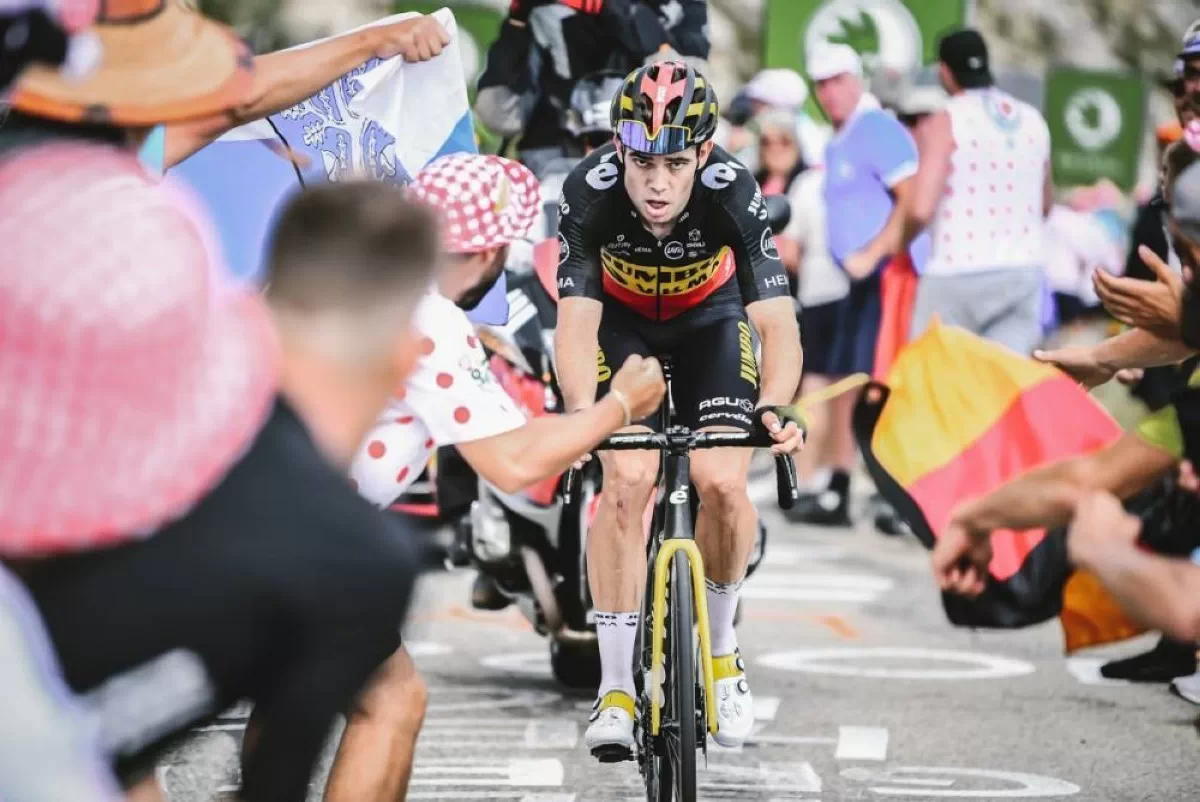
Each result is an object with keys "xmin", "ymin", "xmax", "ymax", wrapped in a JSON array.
[
  {"xmin": 761, "ymin": 228, "xmax": 781, "ymax": 260},
  {"xmin": 635, "ymin": 246, "xmax": 654, "ymax": 254},
  {"xmin": 596, "ymin": 348, "xmax": 612, "ymax": 382},
  {"xmin": 557, "ymin": 231, "xmax": 569, "ymax": 265},
  {"xmin": 586, "ymin": 151, "xmax": 620, "ymax": 190},
  {"xmin": 700, "ymin": 161, "xmax": 742, "ymax": 190},
  {"xmin": 664, "ymin": 241, "xmax": 685, "ymax": 260},
  {"xmin": 558, "ymin": 277, "xmax": 575, "ymax": 288},
  {"xmin": 765, "ymin": 274, "xmax": 789, "ymax": 289},
  {"xmin": 689, "ymin": 228, "xmax": 702, "ymax": 242},
  {"xmin": 747, "ymin": 188, "xmax": 764, "ymax": 218},
  {"xmin": 699, "ymin": 411, "xmax": 753, "ymax": 427},
  {"xmin": 698, "ymin": 396, "xmax": 754, "ymax": 413},
  {"xmin": 737, "ymin": 320, "xmax": 759, "ymax": 386},
  {"xmin": 601, "ymin": 246, "xmax": 732, "ymax": 298},
  {"xmin": 559, "ymin": 196, "xmax": 570, "ymax": 217},
  {"xmin": 459, "ymin": 354, "xmax": 497, "ymax": 390}
]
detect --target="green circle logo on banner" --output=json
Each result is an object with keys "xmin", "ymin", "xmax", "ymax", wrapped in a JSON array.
[
  {"xmin": 803, "ymin": 0, "xmax": 923, "ymax": 74},
  {"xmin": 1063, "ymin": 87, "xmax": 1123, "ymax": 152}
]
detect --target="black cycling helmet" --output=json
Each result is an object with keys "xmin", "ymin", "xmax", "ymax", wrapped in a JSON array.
[
  {"xmin": 566, "ymin": 69, "xmax": 626, "ymax": 139},
  {"xmin": 610, "ymin": 60, "xmax": 719, "ymax": 155}
]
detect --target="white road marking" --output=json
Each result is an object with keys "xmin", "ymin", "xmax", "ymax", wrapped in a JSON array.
[
  {"xmin": 407, "ymin": 641, "xmax": 454, "ymax": 658},
  {"xmin": 835, "ymin": 726, "xmax": 889, "ymax": 761},
  {"xmin": 761, "ymin": 542, "xmax": 849, "ymax": 565},
  {"xmin": 1064, "ymin": 658, "xmax": 1134, "ymax": 687},
  {"xmin": 411, "ymin": 758, "xmax": 563, "ymax": 787},
  {"xmin": 700, "ymin": 761, "xmax": 823, "ymax": 793},
  {"xmin": 756, "ymin": 695, "xmax": 782, "ymax": 721},
  {"xmin": 743, "ymin": 572, "xmax": 894, "ymax": 603},
  {"xmin": 426, "ymin": 687, "xmax": 562, "ymax": 713},
  {"xmin": 420, "ymin": 718, "xmax": 578, "ymax": 749},
  {"xmin": 480, "ymin": 651, "xmax": 553, "ymax": 678},
  {"xmin": 841, "ymin": 766, "xmax": 1081, "ymax": 797},
  {"xmin": 758, "ymin": 647, "xmax": 1036, "ymax": 680}
]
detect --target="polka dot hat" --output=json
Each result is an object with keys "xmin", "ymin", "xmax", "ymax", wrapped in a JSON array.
[{"xmin": 408, "ymin": 153, "xmax": 541, "ymax": 255}]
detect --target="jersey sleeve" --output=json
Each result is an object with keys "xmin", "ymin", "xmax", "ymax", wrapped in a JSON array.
[
  {"xmin": 711, "ymin": 161, "xmax": 792, "ymax": 304},
  {"xmin": 862, "ymin": 112, "xmax": 919, "ymax": 188},
  {"xmin": 555, "ymin": 160, "xmax": 606, "ymax": 301},
  {"xmin": 405, "ymin": 297, "xmax": 527, "ymax": 447}
]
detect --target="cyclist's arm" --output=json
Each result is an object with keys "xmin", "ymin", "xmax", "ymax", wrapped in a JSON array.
[
  {"xmin": 164, "ymin": 16, "xmax": 447, "ymax": 168},
  {"xmin": 718, "ymin": 166, "xmax": 802, "ymax": 406},
  {"xmin": 950, "ymin": 432, "xmax": 1178, "ymax": 534},
  {"xmin": 554, "ymin": 170, "xmax": 606, "ymax": 413}
]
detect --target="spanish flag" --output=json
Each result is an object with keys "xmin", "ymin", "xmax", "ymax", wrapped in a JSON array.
[{"xmin": 853, "ymin": 320, "xmax": 1144, "ymax": 652}]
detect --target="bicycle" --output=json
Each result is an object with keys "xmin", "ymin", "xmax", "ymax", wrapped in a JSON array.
[{"xmin": 564, "ymin": 358, "xmax": 802, "ymax": 802}]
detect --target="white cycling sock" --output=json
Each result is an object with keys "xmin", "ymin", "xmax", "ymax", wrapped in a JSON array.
[
  {"xmin": 706, "ymin": 578, "xmax": 743, "ymax": 658},
  {"xmin": 596, "ymin": 611, "xmax": 639, "ymax": 699},
  {"xmin": 799, "ymin": 466, "xmax": 832, "ymax": 493}
]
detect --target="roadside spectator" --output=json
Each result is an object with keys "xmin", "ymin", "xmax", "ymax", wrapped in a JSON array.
[
  {"xmin": 792, "ymin": 43, "xmax": 926, "ymax": 527},
  {"xmin": 742, "ymin": 67, "xmax": 830, "ymax": 168},
  {"xmin": 0, "ymin": 0, "xmax": 98, "ymax": 96},
  {"xmin": 906, "ymin": 28, "xmax": 1051, "ymax": 356},
  {"xmin": 1044, "ymin": 198, "xmax": 1125, "ymax": 332},
  {"xmin": 778, "ymin": 162, "xmax": 851, "ymax": 511},
  {"xmin": 750, "ymin": 108, "xmax": 806, "ymax": 196}
]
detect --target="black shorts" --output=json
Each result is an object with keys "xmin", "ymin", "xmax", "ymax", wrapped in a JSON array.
[
  {"xmin": 799, "ymin": 300, "xmax": 840, "ymax": 377},
  {"xmin": 596, "ymin": 307, "xmax": 760, "ymax": 431}
]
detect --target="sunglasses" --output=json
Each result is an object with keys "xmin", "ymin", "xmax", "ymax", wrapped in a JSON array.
[{"xmin": 617, "ymin": 120, "xmax": 693, "ymax": 155}]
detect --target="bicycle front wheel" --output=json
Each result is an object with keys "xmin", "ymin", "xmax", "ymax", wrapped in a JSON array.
[{"xmin": 664, "ymin": 554, "xmax": 697, "ymax": 802}]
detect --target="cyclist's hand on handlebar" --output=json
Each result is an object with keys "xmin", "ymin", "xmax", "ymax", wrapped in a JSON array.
[
  {"xmin": 610, "ymin": 355, "xmax": 666, "ymax": 423},
  {"xmin": 374, "ymin": 15, "xmax": 452, "ymax": 62},
  {"xmin": 756, "ymin": 406, "xmax": 805, "ymax": 456}
]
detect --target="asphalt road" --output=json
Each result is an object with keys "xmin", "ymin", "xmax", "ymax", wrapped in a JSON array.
[{"xmin": 157, "ymin": 488, "xmax": 1200, "ymax": 801}]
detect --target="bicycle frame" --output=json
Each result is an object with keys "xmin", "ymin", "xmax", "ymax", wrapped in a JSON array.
[{"xmin": 647, "ymin": 445, "xmax": 717, "ymax": 737}]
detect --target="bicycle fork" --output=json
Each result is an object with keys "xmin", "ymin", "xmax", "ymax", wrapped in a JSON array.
[{"xmin": 648, "ymin": 539, "xmax": 718, "ymax": 737}]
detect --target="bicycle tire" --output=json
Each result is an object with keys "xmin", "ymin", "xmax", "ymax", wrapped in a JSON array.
[{"xmin": 666, "ymin": 554, "xmax": 697, "ymax": 802}]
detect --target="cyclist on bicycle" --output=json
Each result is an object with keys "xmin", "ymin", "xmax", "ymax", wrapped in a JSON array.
[{"xmin": 554, "ymin": 60, "xmax": 805, "ymax": 758}]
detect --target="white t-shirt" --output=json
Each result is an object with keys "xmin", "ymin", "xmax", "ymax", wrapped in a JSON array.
[
  {"xmin": 782, "ymin": 168, "xmax": 849, "ymax": 308},
  {"xmin": 350, "ymin": 292, "xmax": 527, "ymax": 508}
]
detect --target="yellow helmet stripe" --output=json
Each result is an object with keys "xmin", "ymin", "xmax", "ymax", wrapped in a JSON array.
[{"xmin": 621, "ymin": 96, "xmax": 634, "ymax": 111}]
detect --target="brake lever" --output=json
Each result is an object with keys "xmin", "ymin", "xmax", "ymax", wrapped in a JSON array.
[
  {"xmin": 562, "ymin": 466, "xmax": 579, "ymax": 506},
  {"xmin": 774, "ymin": 453, "xmax": 800, "ymax": 511}
]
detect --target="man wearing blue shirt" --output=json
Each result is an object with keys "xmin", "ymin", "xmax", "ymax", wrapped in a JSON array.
[{"xmin": 794, "ymin": 43, "xmax": 928, "ymax": 526}]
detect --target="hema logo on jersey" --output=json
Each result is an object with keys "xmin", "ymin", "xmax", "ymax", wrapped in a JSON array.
[{"xmin": 600, "ymin": 246, "xmax": 736, "ymax": 321}]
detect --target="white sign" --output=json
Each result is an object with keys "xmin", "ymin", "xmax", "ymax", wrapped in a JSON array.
[
  {"xmin": 805, "ymin": 0, "xmax": 923, "ymax": 74},
  {"xmin": 1064, "ymin": 88, "xmax": 1122, "ymax": 152},
  {"xmin": 758, "ymin": 647, "xmax": 1037, "ymax": 680}
]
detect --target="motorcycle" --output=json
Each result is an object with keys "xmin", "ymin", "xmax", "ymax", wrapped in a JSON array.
[{"xmin": 447, "ymin": 195, "xmax": 794, "ymax": 690}]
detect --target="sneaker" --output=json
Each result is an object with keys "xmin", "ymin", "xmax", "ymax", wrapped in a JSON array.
[
  {"xmin": 711, "ymin": 652, "xmax": 753, "ymax": 748},
  {"xmin": 1170, "ymin": 671, "xmax": 1200, "ymax": 705},
  {"xmin": 1100, "ymin": 636, "xmax": 1196, "ymax": 683},
  {"xmin": 783, "ymin": 490, "xmax": 850, "ymax": 527},
  {"xmin": 585, "ymin": 690, "xmax": 636, "ymax": 762}
]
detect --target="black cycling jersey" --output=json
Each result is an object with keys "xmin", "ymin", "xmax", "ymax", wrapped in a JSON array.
[{"xmin": 555, "ymin": 143, "xmax": 790, "ymax": 332}]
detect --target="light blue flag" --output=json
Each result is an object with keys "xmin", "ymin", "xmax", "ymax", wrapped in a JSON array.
[{"xmin": 168, "ymin": 9, "xmax": 511, "ymax": 324}]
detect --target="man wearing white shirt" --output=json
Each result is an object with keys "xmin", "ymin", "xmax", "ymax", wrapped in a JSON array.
[{"xmin": 906, "ymin": 28, "xmax": 1053, "ymax": 355}]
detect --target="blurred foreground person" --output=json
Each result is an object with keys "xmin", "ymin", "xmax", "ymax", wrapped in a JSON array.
[{"xmin": 329, "ymin": 154, "xmax": 666, "ymax": 800}]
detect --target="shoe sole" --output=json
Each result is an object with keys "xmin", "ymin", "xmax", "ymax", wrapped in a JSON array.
[
  {"xmin": 590, "ymin": 743, "xmax": 635, "ymax": 763},
  {"xmin": 1170, "ymin": 682, "xmax": 1200, "ymax": 706}
]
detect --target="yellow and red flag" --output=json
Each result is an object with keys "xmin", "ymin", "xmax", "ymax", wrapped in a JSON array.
[{"xmin": 854, "ymin": 320, "xmax": 1145, "ymax": 652}]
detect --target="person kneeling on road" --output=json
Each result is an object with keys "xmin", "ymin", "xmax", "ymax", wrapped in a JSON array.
[{"xmin": 328, "ymin": 153, "xmax": 666, "ymax": 801}]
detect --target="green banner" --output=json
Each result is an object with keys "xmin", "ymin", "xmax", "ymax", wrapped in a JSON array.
[
  {"xmin": 763, "ymin": 0, "xmax": 971, "ymax": 78},
  {"xmin": 1044, "ymin": 67, "xmax": 1146, "ymax": 192}
]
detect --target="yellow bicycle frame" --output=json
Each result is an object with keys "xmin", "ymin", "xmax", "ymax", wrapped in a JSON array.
[{"xmin": 648, "ymin": 539, "xmax": 717, "ymax": 736}]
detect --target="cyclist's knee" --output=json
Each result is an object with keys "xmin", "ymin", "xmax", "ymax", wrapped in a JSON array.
[
  {"xmin": 351, "ymin": 648, "xmax": 428, "ymax": 729},
  {"xmin": 599, "ymin": 452, "xmax": 658, "ymax": 511},
  {"xmin": 692, "ymin": 462, "xmax": 748, "ymax": 510}
]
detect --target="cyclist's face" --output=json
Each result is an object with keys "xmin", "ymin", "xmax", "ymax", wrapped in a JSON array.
[{"xmin": 622, "ymin": 142, "xmax": 713, "ymax": 227}]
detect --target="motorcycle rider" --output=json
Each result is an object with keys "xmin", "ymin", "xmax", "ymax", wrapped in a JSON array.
[
  {"xmin": 338, "ymin": 153, "xmax": 668, "ymax": 799},
  {"xmin": 555, "ymin": 61, "xmax": 805, "ymax": 758}
]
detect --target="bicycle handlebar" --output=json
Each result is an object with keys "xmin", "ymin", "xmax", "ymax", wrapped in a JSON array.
[{"xmin": 561, "ymin": 428, "xmax": 802, "ymax": 511}]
